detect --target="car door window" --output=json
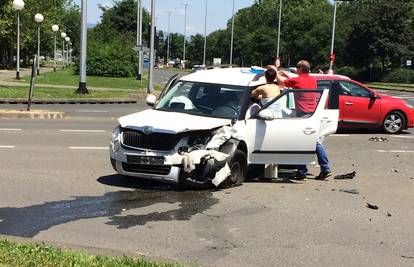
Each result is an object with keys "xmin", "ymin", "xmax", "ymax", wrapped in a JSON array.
[
  {"xmin": 338, "ymin": 81, "xmax": 370, "ymax": 97},
  {"xmin": 317, "ymin": 80, "xmax": 332, "ymax": 90}
]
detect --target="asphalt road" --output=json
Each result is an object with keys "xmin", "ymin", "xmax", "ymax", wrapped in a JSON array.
[{"xmin": 1, "ymin": 100, "xmax": 414, "ymax": 266}]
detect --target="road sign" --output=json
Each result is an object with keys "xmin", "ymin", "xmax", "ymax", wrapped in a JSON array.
[{"xmin": 406, "ymin": 60, "xmax": 412, "ymax": 66}]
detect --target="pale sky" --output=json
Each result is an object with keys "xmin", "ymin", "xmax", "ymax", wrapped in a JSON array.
[{"xmin": 74, "ymin": 0, "xmax": 255, "ymax": 35}]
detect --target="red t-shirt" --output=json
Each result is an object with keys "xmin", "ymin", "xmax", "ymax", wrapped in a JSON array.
[{"xmin": 285, "ymin": 73, "xmax": 318, "ymax": 113}]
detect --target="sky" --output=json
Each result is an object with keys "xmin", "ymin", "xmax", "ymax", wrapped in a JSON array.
[{"xmin": 74, "ymin": 0, "xmax": 255, "ymax": 35}]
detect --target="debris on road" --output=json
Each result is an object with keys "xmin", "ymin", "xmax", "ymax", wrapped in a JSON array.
[
  {"xmin": 339, "ymin": 189, "xmax": 359, "ymax": 194},
  {"xmin": 401, "ymin": 255, "xmax": 414, "ymax": 259},
  {"xmin": 366, "ymin": 203, "xmax": 379, "ymax": 210},
  {"xmin": 334, "ymin": 171, "xmax": 357, "ymax": 180},
  {"xmin": 387, "ymin": 213, "xmax": 392, "ymax": 217},
  {"xmin": 369, "ymin": 137, "xmax": 389, "ymax": 142},
  {"xmin": 391, "ymin": 168, "xmax": 400, "ymax": 173}
]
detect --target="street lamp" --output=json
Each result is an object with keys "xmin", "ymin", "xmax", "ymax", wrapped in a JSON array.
[
  {"xmin": 276, "ymin": 0, "xmax": 282, "ymax": 68},
  {"xmin": 203, "ymin": 0, "xmax": 208, "ymax": 67},
  {"xmin": 60, "ymin": 32, "xmax": 66, "ymax": 68},
  {"xmin": 147, "ymin": 0, "xmax": 156, "ymax": 93},
  {"xmin": 166, "ymin": 10, "xmax": 172, "ymax": 67},
  {"xmin": 229, "ymin": 0, "xmax": 235, "ymax": 66},
  {"xmin": 76, "ymin": 0, "xmax": 89, "ymax": 94},
  {"xmin": 136, "ymin": 0, "xmax": 143, "ymax": 80},
  {"xmin": 52, "ymin": 24, "xmax": 59, "ymax": 71},
  {"xmin": 68, "ymin": 42, "xmax": 72, "ymax": 63},
  {"xmin": 34, "ymin": 13, "xmax": 44, "ymax": 75},
  {"xmin": 12, "ymin": 0, "xmax": 24, "ymax": 80},
  {"xmin": 65, "ymin": 36, "xmax": 70, "ymax": 66},
  {"xmin": 182, "ymin": 2, "xmax": 189, "ymax": 69}
]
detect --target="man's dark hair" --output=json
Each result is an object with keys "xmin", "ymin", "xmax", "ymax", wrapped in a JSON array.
[
  {"xmin": 265, "ymin": 68, "xmax": 276, "ymax": 83},
  {"xmin": 296, "ymin": 60, "xmax": 311, "ymax": 73}
]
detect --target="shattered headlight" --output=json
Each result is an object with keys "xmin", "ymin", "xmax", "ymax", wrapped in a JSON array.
[
  {"xmin": 111, "ymin": 125, "xmax": 121, "ymax": 152},
  {"xmin": 187, "ymin": 131, "xmax": 213, "ymax": 146}
]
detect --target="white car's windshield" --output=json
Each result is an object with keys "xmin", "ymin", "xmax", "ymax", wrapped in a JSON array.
[{"xmin": 155, "ymin": 81, "xmax": 248, "ymax": 119}]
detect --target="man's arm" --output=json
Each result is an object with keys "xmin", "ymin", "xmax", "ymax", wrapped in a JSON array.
[{"xmin": 251, "ymin": 86, "xmax": 265, "ymax": 98}]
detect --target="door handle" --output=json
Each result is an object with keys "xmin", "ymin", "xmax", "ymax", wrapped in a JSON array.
[
  {"xmin": 303, "ymin": 128, "xmax": 316, "ymax": 135},
  {"xmin": 345, "ymin": 101, "xmax": 353, "ymax": 106},
  {"xmin": 321, "ymin": 117, "xmax": 332, "ymax": 123}
]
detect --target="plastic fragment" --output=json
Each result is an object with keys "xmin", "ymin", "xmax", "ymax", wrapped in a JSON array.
[
  {"xmin": 334, "ymin": 171, "xmax": 357, "ymax": 180},
  {"xmin": 339, "ymin": 189, "xmax": 359, "ymax": 194},
  {"xmin": 368, "ymin": 137, "xmax": 389, "ymax": 142},
  {"xmin": 366, "ymin": 203, "xmax": 378, "ymax": 210}
]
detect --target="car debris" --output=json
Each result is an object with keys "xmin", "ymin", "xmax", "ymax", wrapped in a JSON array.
[
  {"xmin": 387, "ymin": 213, "xmax": 392, "ymax": 217},
  {"xmin": 339, "ymin": 189, "xmax": 359, "ymax": 194},
  {"xmin": 368, "ymin": 137, "xmax": 389, "ymax": 142},
  {"xmin": 366, "ymin": 203, "xmax": 379, "ymax": 210},
  {"xmin": 334, "ymin": 171, "xmax": 357, "ymax": 180}
]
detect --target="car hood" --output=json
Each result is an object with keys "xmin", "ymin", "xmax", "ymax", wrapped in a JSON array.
[
  {"xmin": 119, "ymin": 109, "xmax": 232, "ymax": 134},
  {"xmin": 378, "ymin": 93, "xmax": 405, "ymax": 103}
]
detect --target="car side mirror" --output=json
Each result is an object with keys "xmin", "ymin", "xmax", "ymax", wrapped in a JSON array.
[
  {"xmin": 257, "ymin": 109, "xmax": 274, "ymax": 120},
  {"xmin": 146, "ymin": 94, "xmax": 157, "ymax": 106}
]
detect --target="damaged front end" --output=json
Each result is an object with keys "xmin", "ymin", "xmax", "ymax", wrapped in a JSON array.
[{"xmin": 110, "ymin": 124, "xmax": 244, "ymax": 188}]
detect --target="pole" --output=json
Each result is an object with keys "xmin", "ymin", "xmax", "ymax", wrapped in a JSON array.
[
  {"xmin": 16, "ymin": 11, "xmax": 20, "ymax": 79},
  {"xmin": 136, "ymin": 0, "xmax": 143, "ymax": 80},
  {"xmin": 147, "ymin": 0, "xmax": 156, "ymax": 93},
  {"xmin": 182, "ymin": 2, "xmax": 189, "ymax": 68},
  {"xmin": 77, "ymin": 0, "xmax": 89, "ymax": 94},
  {"xmin": 37, "ymin": 25, "xmax": 40, "ymax": 75},
  {"xmin": 53, "ymin": 34, "xmax": 57, "ymax": 71},
  {"xmin": 27, "ymin": 55, "xmax": 37, "ymax": 111},
  {"xmin": 167, "ymin": 11, "xmax": 171, "ymax": 66},
  {"xmin": 230, "ymin": 0, "xmax": 235, "ymax": 66},
  {"xmin": 276, "ymin": 0, "xmax": 282, "ymax": 62},
  {"xmin": 328, "ymin": 0, "xmax": 337, "ymax": 74},
  {"xmin": 62, "ymin": 40, "xmax": 65, "ymax": 68},
  {"xmin": 203, "ymin": 0, "xmax": 208, "ymax": 66}
]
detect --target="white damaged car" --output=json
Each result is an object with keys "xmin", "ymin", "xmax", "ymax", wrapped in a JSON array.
[{"xmin": 110, "ymin": 67, "xmax": 339, "ymax": 188}]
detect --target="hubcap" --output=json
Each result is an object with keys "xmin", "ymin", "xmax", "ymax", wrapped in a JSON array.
[{"xmin": 384, "ymin": 114, "xmax": 402, "ymax": 133}]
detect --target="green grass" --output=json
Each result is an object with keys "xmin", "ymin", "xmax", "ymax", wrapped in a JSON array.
[
  {"xmin": 10, "ymin": 68, "xmax": 148, "ymax": 90},
  {"xmin": 365, "ymin": 82, "xmax": 414, "ymax": 92},
  {"xmin": 0, "ymin": 239, "xmax": 181, "ymax": 267},
  {"xmin": 0, "ymin": 86, "xmax": 142, "ymax": 99}
]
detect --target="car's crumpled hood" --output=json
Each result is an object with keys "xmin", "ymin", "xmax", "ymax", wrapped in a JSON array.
[{"xmin": 119, "ymin": 109, "xmax": 232, "ymax": 134}]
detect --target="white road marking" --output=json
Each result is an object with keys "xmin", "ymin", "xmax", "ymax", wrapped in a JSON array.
[
  {"xmin": 0, "ymin": 128, "xmax": 22, "ymax": 131},
  {"xmin": 75, "ymin": 110, "xmax": 109, "ymax": 113},
  {"xmin": 331, "ymin": 134, "xmax": 350, "ymax": 137},
  {"xmin": 60, "ymin": 130, "xmax": 106, "ymax": 133},
  {"xmin": 389, "ymin": 135, "xmax": 414, "ymax": 139},
  {"xmin": 377, "ymin": 150, "xmax": 414, "ymax": 153},
  {"xmin": 69, "ymin": 147, "xmax": 108, "ymax": 150},
  {"xmin": 0, "ymin": 146, "xmax": 15, "ymax": 148}
]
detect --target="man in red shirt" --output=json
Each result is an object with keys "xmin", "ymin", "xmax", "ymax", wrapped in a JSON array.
[{"xmin": 270, "ymin": 60, "xmax": 332, "ymax": 180}]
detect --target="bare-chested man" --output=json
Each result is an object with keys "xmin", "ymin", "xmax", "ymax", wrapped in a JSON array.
[{"xmin": 251, "ymin": 68, "xmax": 281, "ymax": 106}]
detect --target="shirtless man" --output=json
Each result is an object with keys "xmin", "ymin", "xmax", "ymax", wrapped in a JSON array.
[{"xmin": 251, "ymin": 68, "xmax": 281, "ymax": 106}]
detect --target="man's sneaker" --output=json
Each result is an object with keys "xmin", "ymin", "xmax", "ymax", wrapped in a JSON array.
[
  {"xmin": 291, "ymin": 172, "xmax": 307, "ymax": 180},
  {"xmin": 315, "ymin": 171, "xmax": 333, "ymax": 180}
]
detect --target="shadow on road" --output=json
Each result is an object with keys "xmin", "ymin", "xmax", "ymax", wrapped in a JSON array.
[{"xmin": 0, "ymin": 174, "xmax": 219, "ymax": 237}]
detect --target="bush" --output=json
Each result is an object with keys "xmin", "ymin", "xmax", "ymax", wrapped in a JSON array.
[
  {"xmin": 74, "ymin": 34, "xmax": 137, "ymax": 77},
  {"xmin": 336, "ymin": 66, "xmax": 359, "ymax": 79},
  {"xmin": 382, "ymin": 68, "xmax": 414, "ymax": 83}
]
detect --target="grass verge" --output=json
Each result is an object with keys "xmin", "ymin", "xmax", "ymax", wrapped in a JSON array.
[
  {"xmin": 0, "ymin": 239, "xmax": 180, "ymax": 267},
  {"xmin": 366, "ymin": 82, "xmax": 414, "ymax": 92},
  {"xmin": 0, "ymin": 86, "xmax": 142, "ymax": 99},
  {"xmin": 9, "ymin": 68, "xmax": 147, "ymax": 90}
]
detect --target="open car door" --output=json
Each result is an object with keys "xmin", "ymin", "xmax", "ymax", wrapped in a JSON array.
[{"xmin": 246, "ymin": 89, "xmax": 331, "ymax": 165}]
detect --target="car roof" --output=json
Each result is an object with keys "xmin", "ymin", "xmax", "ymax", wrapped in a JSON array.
[
  {"xmin": 179, "ymin": 67, "xmax": 266, "ymax": 87},
  {"xmin": 310, "ymin": 73, "xmax": 352, "ymax": 81}
]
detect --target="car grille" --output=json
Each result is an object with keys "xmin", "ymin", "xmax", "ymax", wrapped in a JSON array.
[
  {"xmin": 121, "ymin": 129, "xmax": 182, "ymax": 151},
  {"xmin": 122, "ymin": 163, "xmax": 172, "ymax": 175}
]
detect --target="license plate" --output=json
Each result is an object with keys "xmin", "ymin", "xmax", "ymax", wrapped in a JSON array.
[{"xmin": 127, "ymin": 155, "xmax": 165, "ymax": 165}]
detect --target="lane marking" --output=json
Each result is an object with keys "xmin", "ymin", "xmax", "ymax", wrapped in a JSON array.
[
  {"xmin": 377, "ymin": 150, "xmax": 414, "ymax": 153},
  {"xmin": 389, "ymin": 135, "xmax": 414, "ymax": 139},
  {"xmin": 0, "ymin": 128, "xmax": 22, "ymax": 131},
  {"xmin": 75, "ymin": 110, "xmax": 109, "ymax": 113},
  {"xmin": 331, "ymin": 134, "xmax": 350, "ymax": 137},
  {"xmin": 60, "ymin": 130, "xmax": 106, "ymax": 133},
  {"xmin": 69, "ymin": 147, "xmax": 108, "ymax": 150},
  {"xmin": 0, "ymin": 146, "xmax": 15, "ymax": 148}
]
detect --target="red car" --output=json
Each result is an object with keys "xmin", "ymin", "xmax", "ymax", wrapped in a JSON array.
[{"xmin": 312, "ymin": 74, "xmax": 414, "ymax": 134}]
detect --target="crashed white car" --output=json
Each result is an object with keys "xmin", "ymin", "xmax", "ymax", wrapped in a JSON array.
[{"xmin": 110, "ymin": 67, "xmax": 339, "ymax": 187}]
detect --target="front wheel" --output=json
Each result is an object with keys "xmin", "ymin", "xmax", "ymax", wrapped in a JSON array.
[
  {"xmin": 382, "ymin": 111, "xmax": 406, "ymax": 134},
  {"xmin": 226, "ymin": 149, "xmax": 247, "ymax": 186}
]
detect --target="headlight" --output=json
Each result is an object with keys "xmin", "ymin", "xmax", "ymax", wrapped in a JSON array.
[
  {"xmin": 187, "ymin": 131, "xmax": 213, "ymax": 146},
  {"xmin": 112, "ymin": 125, "xmax": 121, "ymax": 141}
]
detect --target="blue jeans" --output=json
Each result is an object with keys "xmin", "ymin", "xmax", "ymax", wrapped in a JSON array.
[{"xmin": 298, "ymin": 140, "xmax": 331, "ymax": 175}]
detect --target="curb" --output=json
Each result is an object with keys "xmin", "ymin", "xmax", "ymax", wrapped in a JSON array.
[
  {"xmin": 0, "ymin": 109, "xmax": 65, "ymax": 119},
  {"xmin": 0, "ymin": 99, "xmax": 139, "ymax": 104}
]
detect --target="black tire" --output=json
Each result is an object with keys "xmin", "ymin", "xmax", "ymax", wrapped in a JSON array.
[
  {"xmin": 226, "ymin": 149, "xmax": 247, "ymax": 186},
  {"xmin": 382, "ymin": 111, "xmax": 406, "ymax": 134}
]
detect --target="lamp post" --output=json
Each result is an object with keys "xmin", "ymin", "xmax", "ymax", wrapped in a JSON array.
[
  {"xmin": 34, "ymin": 13, "xmax": 44, "ymax": 75},
  {"xmin": 65, "ymin": 36, "xmax": 70, "ymax": 66},
  {"xmin": 229, "ymin": 0, "xmax": 235, "ymax": 66},
  {"xmin": 203, "ymin": 0, "xmax": 208, "ymax": 66},
  {"xmin": 166, "ymin": 10, "xmax": 172, "ymax": 67},
  {"xmin": 52, "ymin": 24, "xmax": 59, "ymax": 71},
  {"xmin": 136, "ymin": 0, "xmax": 143, "ymax": 80},
  {"xmin": 12, "ymin": 0, "xmax": 24, "ymax": 80},
  {"xmin": 276, "ymin": 0, "xmax": 282, "ymax": 68},
  {"xmin": 60, "ymin": 32, "xmax": 66, "ymax": 68},
  {"xmin": 147, "ymin": 0, "xmax": 156, "ymax": 93},
  {"xmin": 182, "ymin": 2, "xmax": 189, "ymax": 69},
  {"xmin": 68, "ymin": 42, "xmax": 72, "ymax": 63},
  {"xmin": 76, "ymin": 0, "xmax": 89, "ymax": 94}
]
